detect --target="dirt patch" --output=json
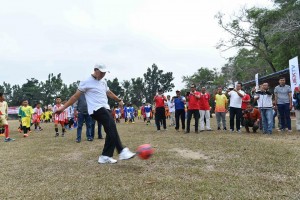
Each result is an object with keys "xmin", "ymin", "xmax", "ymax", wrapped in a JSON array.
[{"xmin": 170, "ymin": 148, "xmax": 209, "ymax": 160}]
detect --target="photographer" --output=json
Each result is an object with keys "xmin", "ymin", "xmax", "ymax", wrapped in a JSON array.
[
  {"xmin": 153, "ymin": 89, "xmax": 167, "ymax": 131},
  {"xmin": 243, "ymin": 104, "xmax": 260, "ymax": 133},
  {"xmin": 185, "ymin": 84, "xmax": 200, "ymax": 133},
  {"xmin": 173, "ymin": 90, "xmax": 186, "ymax": 131},
  {"xmin": 225, "ymin": 83, "xmax": 245, "ymax": 133},
  {"xmin": 253, "ymin": 82, "xmax": 273, "ymax": 134}
]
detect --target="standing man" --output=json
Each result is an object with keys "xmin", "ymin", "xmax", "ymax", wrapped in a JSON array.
[
  {"xmin": 74, "ymin": 93, "xmax": 93, "ymax": 143},
  {"xmin": 91, "ymin": 119, "xmax": 103, "ymax": 140},
  {"xmin": 167, "ymin": 95, "xmax": 175, "ymax": 126},
  {"xmin": 174, "ymin": 90, "xmax": 186, "ymax": 132},
  {"xmin": 274, "ymin": 77, "xmax": 292, "ymax": 132},
  {"xmin": 254, "ymin": 83, "xmax": 273, "ymax": 134},
  {"xmin": 199, "ymin": 87, "xmax": 212, "ymax": 131},
  {"xmin": 214, "ymin": 87, "xmax": 228, "ymax": 131},
  {"xmin": 226, "ymin": 83, "xmax": 245, "ymax": 133},
  {"xmin": 186, "ymin": 84, "xmax": 200, "ymax": 133},
  {"xmin": 153, "ymin": 89, "xmax": 167, "ymax": 131},
  {"xmin": 55, "ymin": 64, "xmax": 135, "ymax": 164}
]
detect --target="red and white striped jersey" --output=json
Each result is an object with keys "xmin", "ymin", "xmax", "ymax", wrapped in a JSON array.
[
  {"xmin": 33, "ymin": 107, "xmax": 43, "ymax": 116},
  {"xmin": 53, "ymin": 104, "xmax": 67, "ymax": 121}
]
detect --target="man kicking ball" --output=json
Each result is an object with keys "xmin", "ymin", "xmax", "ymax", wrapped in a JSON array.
[{"xmin": 55, "ymin": 64, "xmax": 135, "ymax": 164}]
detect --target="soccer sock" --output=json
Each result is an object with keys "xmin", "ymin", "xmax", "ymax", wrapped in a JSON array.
[
  {"xmin": 23, "ymin": 126, "xmax": 28, "ymax": 134},
  {"xmin": 55, "ymin": 128, "xmax": 58, "ymax": 133},
  {"xmin": 4, "ymin": 125, "xmax": 9, "ymax": 138},
  {"xmin": 62, "ymin": 128, "xmax": 65, "ymax": 133},
  {"xmin": 34, "ymin": 124, "xmax": 37, "ymax": 130}
]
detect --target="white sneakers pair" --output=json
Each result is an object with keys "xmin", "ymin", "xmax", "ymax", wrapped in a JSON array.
[{"xmin": 98, "ymin": 147, "xmax": 136, "ymax": 164}]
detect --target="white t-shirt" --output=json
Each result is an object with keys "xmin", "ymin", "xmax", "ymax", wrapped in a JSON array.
[
  {"xmin": 228, "ymin": 90, "xmax": 245, "ymax": 108},
  {"xmin": 167, "ymin": 100, "xmax": 175, "ymax": 113},
  {"xmin": 78, "ymin": 76, "xmax": 110, "ymax": 115}
]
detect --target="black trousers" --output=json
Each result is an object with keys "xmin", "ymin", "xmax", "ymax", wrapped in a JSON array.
[
  {"xmin": 155, "ymin": 107, "xmax": 166, "ymax": 130},
  {"xmin": 229, "ymin": 107, "xmax": 242, "ymax": 131},
  {"xmin": 175, "ymin": 109, "xmax": 185, "ymax": 130},
  {"xmin": 186, "ymin": 109, "xmax": 199, "ymax": 132},
  {"xmin": 91, "ymin": 108, "xmax": 123, "ymax": 157}
]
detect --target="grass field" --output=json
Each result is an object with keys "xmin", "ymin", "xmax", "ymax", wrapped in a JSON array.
[{"xmin": 1, "ymin": 117, "xmax": 300, "ymax": 200}]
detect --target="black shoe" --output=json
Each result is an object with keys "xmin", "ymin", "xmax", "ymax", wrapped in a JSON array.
[
  {"xmin": 185, "ymin": 131, "xmax": 190, "ymax": 134},
  {"xmin": 223, "ymin": 127, "xmax": 227, "ymax": 130},
  {"xmin": 217, "ymin": 127, "xmax": 221, "ymax": 130},
  {"xmin": 62, "ymin": 133, "xmax": 65, "ymax": 137},
  {"xmin": 98, "ymin": 137, "xmax": 104, "ymax": 139},
  {"xmin": 55, "ymin": 132, "xmax": 59, "ymax": 137},
  {"xmin": 87, "ymin": 138, "xmax": 93, "ymax": 141},
  {"xmin": 76, "ymin": 139, "xmax": 81, "ymax": 143}
]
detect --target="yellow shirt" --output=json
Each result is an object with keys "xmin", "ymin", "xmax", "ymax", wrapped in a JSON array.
[{"xmin": 215, "ymin": 94, "xmax": 228, "ymax": 112}]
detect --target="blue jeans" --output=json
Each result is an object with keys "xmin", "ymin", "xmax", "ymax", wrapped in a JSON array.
[
  {"xmin": 76, "ymin": 112, "xmax": 92, "ymax": 141},
  {"xmin": 91, "ymin": 119, "xmax": 103, "ymax": 139},
  {"xmin": 260, "ymin": 109, "xmax": 273, "ymax": 134},
  {"xmin": 277, "ymin": 103, "xmax": 291, "ymax": 130}
]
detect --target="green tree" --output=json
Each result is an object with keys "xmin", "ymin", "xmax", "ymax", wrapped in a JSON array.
[
  {"xmin": 0, "ymin": 82, "xmax": 13, "ymax": 104},
  {"xmin": 130, "ymin": 77, "xmax": 145, "ymax": 106},
  {"xmin": 21, "ymin": 78, "xmax": 43, "ymax": 105},
  {"xmin": 143, "ymin": 64, "xmax": 174, "ymax": 103},
  {"xmin": 107, "ymin": 78, "xmax": 124, "ymax": 108},
  {"xmin": 41, "ymin": 73, "xmax": 64, "ymax": 105}
]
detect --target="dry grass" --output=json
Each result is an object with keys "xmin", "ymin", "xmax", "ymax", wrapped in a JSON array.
[{"xmin": 1, "ymin": 117, "xmax": 300, "ymax": 200}]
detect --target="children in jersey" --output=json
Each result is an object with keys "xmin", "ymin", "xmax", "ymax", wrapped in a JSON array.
[
  {"xmin": 66, "ymin": 105, "xmax": 74, "ymax": 129},
  {"xmin": 0, "ymin": 93, "xmax": 15, "ymax": 142},
  {"xmin": 44, "ymin": 109, "xmax": 51, "ymax": 123},
  {"xmin": 114, "ymin": 106, "xmax": 121, "ymax": 123},
  {"xmin": 33, "ymin": 103, "xmax": 43, "ymax": 131},
  {"xmin": 52, "ymin": 97, "xmax": 67, "ymax": 137},
  {"xmin": 123, "ymin": 105, "xmax": 128, "ymax": 122},
  {"xmin": 18, "ymin": 100, "xmax": 34, "ymax": 137},
  {"xmin": 144, "ymin": 103, "xmax": 152, "ymax": 125},
  {"xmin": 128, "ymin": 104, "xmax": 135, "ymax": 123}
]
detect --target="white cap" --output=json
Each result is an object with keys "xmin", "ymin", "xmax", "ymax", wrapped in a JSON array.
[{"xmin": 94, "ymin": 64, "xmax": 110, "ymax": 73}]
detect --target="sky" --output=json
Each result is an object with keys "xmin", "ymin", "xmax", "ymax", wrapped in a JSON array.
[{"xmin": 0, "ymin": 0, "xmax": 275, "ymax": 92}]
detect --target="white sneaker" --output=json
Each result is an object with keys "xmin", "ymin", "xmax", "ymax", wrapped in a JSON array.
[
  {"xmin": 119, "ymin": 147, "xmax": 136, "ymax": 160},
  {"xmin": 98, "ymin": 155, "xmax": 117, "ymax": 164}
]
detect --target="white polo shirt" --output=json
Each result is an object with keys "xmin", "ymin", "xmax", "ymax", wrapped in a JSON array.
[
  {"xmin": 78, "ymin": 75, "xmax": 110, "ymax": 115},
  {"xmin": 228, "ymin": 90, "xmax": 245, "ymax": 108}
]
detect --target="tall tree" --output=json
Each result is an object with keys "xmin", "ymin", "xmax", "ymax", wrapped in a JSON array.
[
  {"xmin": 143, "ymin": 64, "xmax": 174, "ymax": 103},
  {"xmin": 21, "ymin": 78, "xmax": 43, "ymax": 105},
  {"xmin": 130, "ymin": 77, "xmax": 145, "ymax": 106},
  {"xmin": 107, "ymin": 78, "xmax": 123, "ymax": 108},
  {"xmin": 215, "ymin": 7, "xmax": 277, "ymax": 72},
  {"xmin": 41, "ymin": 73, "xmax": 64, "ymax": 105}
]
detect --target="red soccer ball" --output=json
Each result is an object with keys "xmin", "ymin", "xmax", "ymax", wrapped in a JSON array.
[{"xmin": 136, "ymin": 144, "xmax": 154, "ymax": 160}]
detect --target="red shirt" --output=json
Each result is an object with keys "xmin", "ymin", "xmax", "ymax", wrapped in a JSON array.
[
  {"xmin": 242, "ymin": 94, "xmax": 250, "ymax": 110},
  {"xmin": 199, "ymin": 92, "xmax": 210, "ymax": 110},
  {"xmin": 188, "ymin": 91, "xmax": 200, "ymax": 110},
  {"xmin": 154, "ymin": 95, "xmax": 166, "ymax": 108}
]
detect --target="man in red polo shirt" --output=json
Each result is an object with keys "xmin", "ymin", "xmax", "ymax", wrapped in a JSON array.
[
  {"xmin": 199, "ymin": 87, "xmax": 212, "ymax": 131},
  {"xmin": 186, "ymin": 84, "xmax": 200, "ymax": 133},
  {"xmin": 153, "ymin": 89, "xmax": 167, "ymax": 131}
]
